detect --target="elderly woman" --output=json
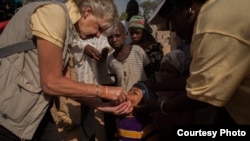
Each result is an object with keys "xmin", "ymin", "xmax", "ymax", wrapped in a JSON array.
[{"xmin": 0, "ymin": 0, "xmax": 132, "ymax": 140}]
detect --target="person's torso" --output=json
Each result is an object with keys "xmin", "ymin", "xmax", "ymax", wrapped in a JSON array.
[{"xmin": 108, "ymin": 45, "xmax": 148, "ymax": 91}]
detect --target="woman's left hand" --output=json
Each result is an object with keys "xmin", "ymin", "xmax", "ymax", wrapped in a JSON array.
[{"xmin": 97, "ymin": 101, "xmax": 133, "ymax": 115}]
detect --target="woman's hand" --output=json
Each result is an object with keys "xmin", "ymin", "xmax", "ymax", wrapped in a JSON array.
[
  {"xmin": 97, "ymin": 101, "xmax": 133, "ymax": 115},
  {"xmin": 84, "ymin": 45, "xmax": 101, "ymax": 60},
  {"xmin": 104, "ymin": 86, "xmax": 127, "ymax": 103}
]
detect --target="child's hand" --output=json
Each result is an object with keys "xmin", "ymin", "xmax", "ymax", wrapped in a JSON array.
[{"xmin": 99, "ymin": 47, "xmax": 109, "ymax": 61}]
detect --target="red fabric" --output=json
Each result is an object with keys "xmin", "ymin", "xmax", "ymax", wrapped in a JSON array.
[{"xmin": 0, "ymin": 20, "xmax": 9, "ymax": 34}]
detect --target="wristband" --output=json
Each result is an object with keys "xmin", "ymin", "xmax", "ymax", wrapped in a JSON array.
[
  {"xmin": 96, "ymin": 84, "xmax": 99, "ymax": 97},
  {"xmin": 104, "ymin": 86, "xmax": 109, "ymax": 98},
  {"xmin": 160, "ymin": 100, "xmax": 168, "ymax": 115}
]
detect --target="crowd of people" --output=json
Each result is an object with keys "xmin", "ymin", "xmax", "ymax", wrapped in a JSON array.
[{"xmin": 0, "ymin": 0, "xmax": 250, "ymax": 141}]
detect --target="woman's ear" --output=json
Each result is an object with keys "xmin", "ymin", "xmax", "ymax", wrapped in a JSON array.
[{"xmin": 81, "ymin": 7, "xmax": 92, "ymax": 18}]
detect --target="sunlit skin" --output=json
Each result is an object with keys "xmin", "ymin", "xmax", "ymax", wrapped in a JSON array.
[
  {"xmin": 129, "ymin": 27, "xmax": 143, "ymax": 44},
  {"xmin": 75, "ymin": 7, "xmax": 107, "ymax": 40},
  {"xmin": 36, "ymin": 4, "xmax": 132, "ymax": 115},
  {"xmin": 159, "ymin": 62, "xmax": 181, "ymax": 81}
]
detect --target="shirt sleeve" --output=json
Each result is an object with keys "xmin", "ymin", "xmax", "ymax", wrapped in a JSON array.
[
  {"xmin": 31, "ymin": 4, "xmax": 67, "ymax": 47},
  {"xmin": 71, "ymin": 38, "xmax": 91, "ymax": 63},
  {"xmin": 135, "ymin": 45, "xmax": 150, "ymax": 66},
  {"xmin": 186, "ymin": 33, "xmax": 250, "ymax": 106}
]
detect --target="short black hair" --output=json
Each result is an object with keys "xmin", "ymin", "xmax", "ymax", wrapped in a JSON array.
[
  {"xmin": 158, "ymin": 0, "xmax": 206, "ymax": 19},
  {"xmin": 158, "ymin": 0, "xmax": 191, "ymax": 18},
  {"xmin": 126, "ymin": 0, "xmax": 139, "ymax": 12}
]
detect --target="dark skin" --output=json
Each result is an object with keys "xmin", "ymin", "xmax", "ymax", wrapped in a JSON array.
[
  {"xmin": 126, "ymin": 0, "xmax": 139, "ymax": 21},
  {"xmin": 138, "ymin": 0, "xmax": 212, "ymax": 115},
  {"xmin": 108, "ymin": 22, "xmax": 132, "ymax": 62}
]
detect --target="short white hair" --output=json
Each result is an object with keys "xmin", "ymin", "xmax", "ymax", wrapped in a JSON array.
[{"xmin": 74, "ymin": 0, "xmax": 119, "ymax": 35}]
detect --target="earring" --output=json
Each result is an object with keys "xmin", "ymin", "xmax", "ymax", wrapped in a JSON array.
[{"xmin": 188, "ymin": 8, "xmax": 195, "ymax": 13}]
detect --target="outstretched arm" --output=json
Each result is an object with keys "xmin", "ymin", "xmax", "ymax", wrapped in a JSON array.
[{"xmin": 37, "ymin": 37, "xmax": 126, "ymax": 102}]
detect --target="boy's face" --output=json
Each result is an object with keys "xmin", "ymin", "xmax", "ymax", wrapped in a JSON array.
[
  {"xmin": 107, "ymin": 25, "xmax": 126, "ymax": 49},
  {"xmin": 107, "ymin": 33, "xmax": 125, "ymax": 49},
  {"xmin": 129, "ymin": 27, "xmax": 143, "ymax": 44},
  {"xmin": 127, "ymin": 87, "xmax": 143, "ymax": 107},
  {"xmin": 160, "ymin": 62, "xmax": 180, "ymax": 81}
]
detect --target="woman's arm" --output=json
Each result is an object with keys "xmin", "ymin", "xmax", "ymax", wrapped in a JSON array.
[{"xmin": 37, "ymin": 37, "xmax": 127, "ymax": 102}]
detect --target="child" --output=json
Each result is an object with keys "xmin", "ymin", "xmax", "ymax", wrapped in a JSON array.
[
  {"xmin": 121, "ymin": 0, "xmax": 139, "ymax": 44},
  {"xmin": 71, "ymin": 34, "xmax": 113, "ymax": 141},
  {"xmin": 155, "ymin": 50, "xmax": 193, "ymax": 140},
  {"xmin": 71, "ymin": 34, "xmax": 113, "ymax": 84},
  {"xmin": 116, "ymin": 82, "xmax": 159, "ymax": 141},
  {"xmin": 128, "ymin": 15, "xmax": 164, "ymax": 82},
  {"xmin": 107, "ymin": 21, "xmax": 150, "ymax": 91}
]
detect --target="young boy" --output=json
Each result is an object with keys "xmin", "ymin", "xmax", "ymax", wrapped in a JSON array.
[
  {"xmin": 107, "ymin": 21, "xmax": 150, "ymax": 91},
  {"xmin": 116, "ymin": 82, "xmax": 158, "ymax": 141},
  {"xmin": 128, "ymin": 15, "xmax": 164, "ymax": 82}
]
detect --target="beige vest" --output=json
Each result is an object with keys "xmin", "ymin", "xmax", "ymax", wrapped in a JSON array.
[{"xmin": 0, "ymin": 1, "xmax": 77, "ymax": 139}]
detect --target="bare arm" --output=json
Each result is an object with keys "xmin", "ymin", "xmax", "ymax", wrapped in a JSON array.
[{"xmin": 37, "ymin": 37, "xmax": 126, "ymax": 101}]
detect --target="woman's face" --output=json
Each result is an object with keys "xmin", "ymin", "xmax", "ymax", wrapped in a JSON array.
[
  {"xmin": 76, "ymin": 7, "xmax": 106, "ymax": 39},
  {"xmin": 129, "ymin": 27, "xmax": 143, "ymax": 44},
  {"xmin": 127, "ymin": 87, "xmax": 143, "ymax": 107}
]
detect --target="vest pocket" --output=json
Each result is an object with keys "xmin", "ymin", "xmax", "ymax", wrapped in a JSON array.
[
  {"xmin": 16, "ymin": 70, "xmax": 42, "ymax": 93},
  {"xmin": 0, "ymin": 59, "xmax": 42, "ymax": 123},
  {"xmin": 0, "ymin": 58, "xmax": 10, "ymax": 78}
]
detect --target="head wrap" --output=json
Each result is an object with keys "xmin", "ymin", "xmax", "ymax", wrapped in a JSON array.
[
  {"xmin": 129, "ymin": 15, "xmax": 145, "ymax": 29},
  {"xmin": 129, "ymin": 15, "xmax": 153, "ymax": 33},
  {"xmin": 133, "ymin": 82, "xmax": 158, "ymax": 102},
  {"xmin": 161, "ymin": 50, "xmax": 185, "ymax": 74}
]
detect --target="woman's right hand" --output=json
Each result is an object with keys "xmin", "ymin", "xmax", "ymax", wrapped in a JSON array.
[
  {"xmin": 100, "ymin": 86, "xmax": 127, "ymax": 104},
  {"xmin": 84, "ymin": 45, "xmax": 101, "ymax": 60}
]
